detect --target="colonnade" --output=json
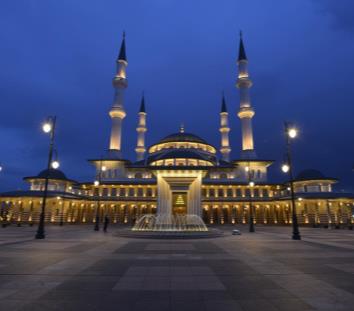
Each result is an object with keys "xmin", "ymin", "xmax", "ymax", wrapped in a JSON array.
[{"xmin": 0, "ymin": 198, "xmax": 352, "ymax": 225}]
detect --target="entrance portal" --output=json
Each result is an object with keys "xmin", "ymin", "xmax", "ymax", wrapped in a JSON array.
[{"xmin": 172, "ymin": 192, "xmax": 187, "ymax": 215}]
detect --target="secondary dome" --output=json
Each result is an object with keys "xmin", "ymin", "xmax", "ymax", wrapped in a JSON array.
[
  {"xmin": 37, "ymin": 169, "xmax": 68, "ymax": 180},
  {"xmin": 296, "ymin": 169, "xmax": 326, "ymax": 181}
]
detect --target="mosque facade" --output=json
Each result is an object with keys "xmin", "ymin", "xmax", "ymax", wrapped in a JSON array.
[{"xmin": 1, "ymin": 34, "xmax": 353, "ymax": 227}]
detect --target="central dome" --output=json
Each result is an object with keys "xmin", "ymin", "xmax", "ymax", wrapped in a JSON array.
[
  {"xmin": 148, "ymin": 129, "xmax": 216, "ymax": 156},
  {"xmin": 147, "ymin": 129, "xmax": 217, "ymax": 166},
  {"xmin": 158, "ymin": 132, "xmax": 209, "ymax": 145}
]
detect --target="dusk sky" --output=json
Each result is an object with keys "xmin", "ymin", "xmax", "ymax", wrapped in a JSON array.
[{"xmin": 1, "ymin": 0, "xmax": 354, "ymax": 191}]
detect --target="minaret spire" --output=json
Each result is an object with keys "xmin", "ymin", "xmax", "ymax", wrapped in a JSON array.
[
  {"xmin": 238, "ymin": 31, "xmax": 247, "ymax": 61},
  {"xmin": 219, "ymin": 93, "xmax": 231, "ymax": 162},
  {"xmin": 135, "ymin": 93, "xmax": 147, "ymax": 161},
  {"xmin": 118, "ymin": 31, "xmax": 127, "ymax": 62},
  {"xmin": 236, "ymin": 32, "xmax": 256, "ymax": 159},
  {"xmin": 108, "ymin": 32, "xmax": 128, "ymax": 157}
]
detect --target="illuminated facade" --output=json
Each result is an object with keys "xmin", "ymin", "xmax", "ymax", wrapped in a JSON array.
[{"xmin": 1, "ymin": 34, "xmax": 353, "ymax": 227}]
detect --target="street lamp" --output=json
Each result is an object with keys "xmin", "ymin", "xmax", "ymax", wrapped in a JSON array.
[
  {"xmin": 281, "ymin": 164, "xmax": 290, "ymax": 173},
  {"xmin": 51, "ymin": 149, "xmax": 60, "ymax": 169},
  {"xmin": 282, "ymin": 122, "xmax": 301, "ymax": 240},
  {"xmin": 35, "ymin": 116, "xmax": 56, "ymax": 239},
  {"xmin": 246, "ymin": 164, "xmax": 255, "ymax": 233},
  {"xmin": 51, "ymin": 160, "xmax": 60, "ymax": 169},
  {"xmin": 94, "ymin": 159, "xmax": 104, "ymax": 231}
]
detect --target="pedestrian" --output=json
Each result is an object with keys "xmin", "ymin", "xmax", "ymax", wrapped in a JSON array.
[{"xmin": 103, "ymin": 215, "xmax": 109, "ymax": 232}]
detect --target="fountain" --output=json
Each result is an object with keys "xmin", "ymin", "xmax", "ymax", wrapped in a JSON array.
[
  {"xmin": 114, "ymin": 213, "xmax": 223, "ymax": 239},
  {"xmin": 132, "ymin": 214, "xmax": 208, "ymax": 232}
]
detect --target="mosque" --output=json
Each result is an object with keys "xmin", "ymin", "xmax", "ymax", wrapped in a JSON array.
[{"xmin": 1, "ymin": 34, "xmax": 353, "ymax": 227}]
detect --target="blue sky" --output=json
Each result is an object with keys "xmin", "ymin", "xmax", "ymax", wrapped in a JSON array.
[{"xmin": 1, "ymin": 0, "xmax": 354, "ymax": 191}]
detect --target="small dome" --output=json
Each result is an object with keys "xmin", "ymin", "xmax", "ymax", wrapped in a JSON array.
[
  {"xmin": 37, "ymin": 169, "xmax": 68, "ymax": 180},
  {"xmin": 158, "ymin": 132, "xmax": 208, "ymax": 145},
  {"xmin": 296, "ymin": 169, "xmax": 325, "ymax": 181}
]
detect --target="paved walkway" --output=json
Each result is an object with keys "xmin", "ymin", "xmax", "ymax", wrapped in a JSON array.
[{"xmin": 0, "ymin": 225, "xmax": 354, "ymax": 310}]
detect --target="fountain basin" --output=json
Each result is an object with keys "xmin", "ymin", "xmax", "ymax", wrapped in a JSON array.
[{"xmin": 132, "ymin": 214, "xmax": 208, "ymax": 232}]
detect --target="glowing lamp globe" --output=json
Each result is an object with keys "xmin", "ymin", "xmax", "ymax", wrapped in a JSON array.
[
  {"xmin": 281, "ymin": 164, "xmax": 290, "ymax": 173},
  {"xmin": 94, "ymin": 180, "xmax": 99, "ymax": 186},
  {"xmin": 288, "ymin": 128, "xmax": 297, "ymax": 139},
  {"xmin": 42, "ymin": 123, "xmax": 52, "ymax": 133},
  {"xmin": 101, "ymin": 166, "xmax": 107, "ymax": 172},
  {"xmin": 249, "ymin": 181, "xmax": 255, "ymax": 187},
  {"xmin": 51, "ymin": 161, "xmax": 60, "ymax": 169}
]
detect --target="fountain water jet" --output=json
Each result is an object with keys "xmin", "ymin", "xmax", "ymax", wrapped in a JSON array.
[{"xmin": 132, "ymin": 214, "xmax": 208, "ymax": 232}]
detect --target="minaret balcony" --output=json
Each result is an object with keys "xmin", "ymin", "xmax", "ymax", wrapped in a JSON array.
[
  {"xmin": 238, "ymin": 108, "xmax": 255, "ymax": 119},
  {"xmin": 236, "ymin": 78, "xmax": 252, "ymax": 88},
  {"xmin": 219, "ymin": 127, "xmax": 230, "ymax": 133},
  {"xmin": 136, "ymin": 127, "xmax": 147, "ymax": 133},
  {"xmin": 109, "ymin": 108, "xmax": 126, "ymax": 119}
]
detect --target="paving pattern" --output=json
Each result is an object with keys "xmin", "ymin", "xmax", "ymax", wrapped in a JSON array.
[{"xmin": 0, "ymin": 225, "xmax": 354, "ymax": 310}]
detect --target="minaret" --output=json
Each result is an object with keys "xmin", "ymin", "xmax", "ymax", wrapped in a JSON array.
[
  {"xmin": 236, "ymin": 32, "xmax": 257, "ymax": 159},
  {"xmin": 109, "ymin": 32, "xmax": 127, "ymax": 157},
  {"xmin": 219, "ymin": 93, "xmax": 231, "ymax": 162},
  {"xmin": 135, "ymin": 94, "xmax": 147, "ymax": 161}
]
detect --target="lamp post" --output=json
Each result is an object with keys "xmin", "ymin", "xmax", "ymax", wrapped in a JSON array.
[
  {"xmin": 245, "ymin": 165, "xmax": 255, "ymax": 233},
  {"xmin": 282, "ymin": 122, "xmax": 301, "ymax": 240},
  {"xmin": 35, "ymin": 116, "xmax": 56, "ymax": 239},
  {"xmin": 94, "ymin": 160, "xmax": 105, "ymax": 231}
]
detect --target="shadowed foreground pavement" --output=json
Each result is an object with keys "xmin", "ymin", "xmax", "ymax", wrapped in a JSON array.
[{"xmin": 0, "ymin": 225, "xmax": 354, "ymax": 310}]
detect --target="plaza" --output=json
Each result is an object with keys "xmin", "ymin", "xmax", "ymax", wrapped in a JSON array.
[{"xmin": 1, "ymin": 225, "xmax": 354, "ymax": 310}]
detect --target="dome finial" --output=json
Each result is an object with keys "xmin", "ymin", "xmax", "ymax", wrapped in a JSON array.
[{"xmin": 180, "ymin": 123, "xmax": 185, "ymax": 133}]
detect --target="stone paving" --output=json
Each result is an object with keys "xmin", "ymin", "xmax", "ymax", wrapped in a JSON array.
[{"xmin": 0, "ymin": 225, "xmax": 354, "ymax": 310}]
